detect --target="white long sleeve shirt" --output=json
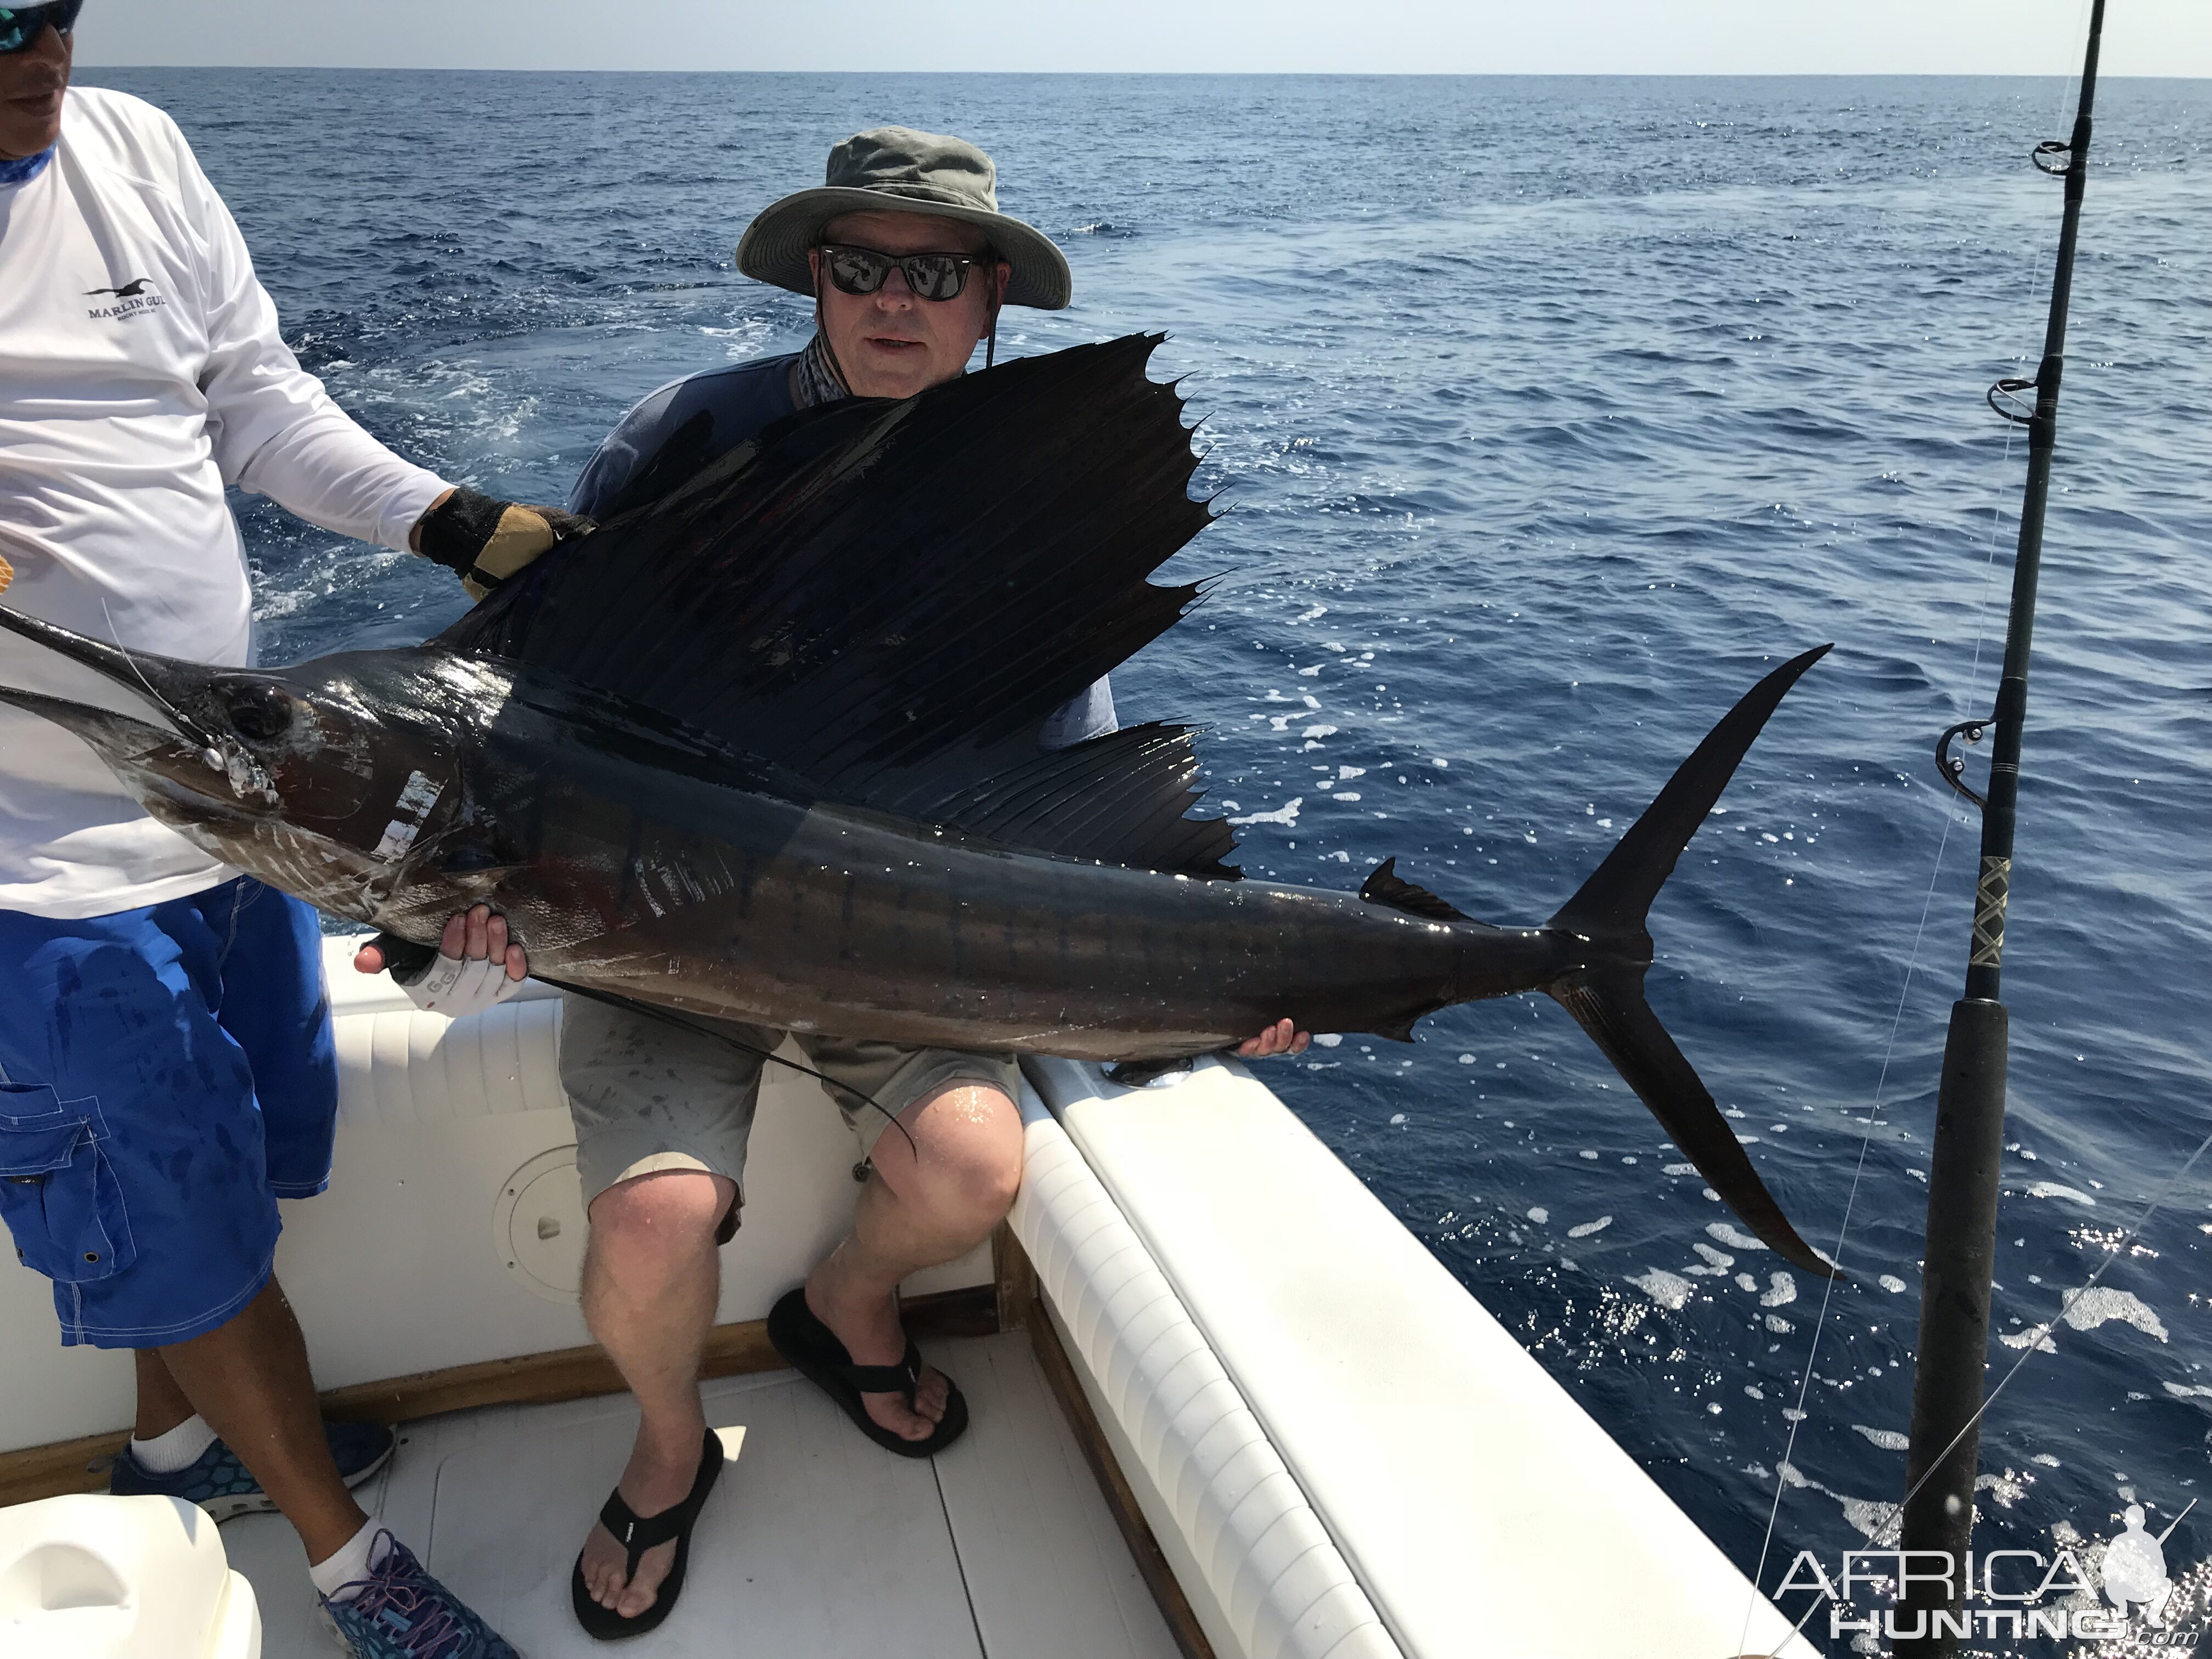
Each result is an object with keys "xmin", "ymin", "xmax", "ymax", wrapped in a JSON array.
[{"xmin": 0, "ymin": 87, "xmax": 448, "ymax": 919}]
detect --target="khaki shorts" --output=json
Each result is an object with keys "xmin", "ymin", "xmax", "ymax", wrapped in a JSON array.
[{"xmin": 558, "ymin": 996, "xmax": 1020, "ymax": 1209}]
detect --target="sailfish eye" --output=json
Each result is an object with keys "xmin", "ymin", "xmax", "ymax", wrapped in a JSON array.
[{"xmin": 225, "ymin": 684, "xmax": 292, "ymax": 743}]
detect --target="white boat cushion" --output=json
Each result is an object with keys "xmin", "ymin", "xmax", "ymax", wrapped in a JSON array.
[
  {"xmin": 1011, "ymin": 1082, "xmax": 1400, "ymax": 1659},
  {"xmin": 1024, "ymin": 1055, "xmax": 1818, "ymax": 1659}
]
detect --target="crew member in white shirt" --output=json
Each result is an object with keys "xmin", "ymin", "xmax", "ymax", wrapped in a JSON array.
[{"xmin": 0, "ymin": 10, "xmax": 552, "ymax": 1655}]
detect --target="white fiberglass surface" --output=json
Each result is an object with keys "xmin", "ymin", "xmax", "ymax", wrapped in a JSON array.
[{"xmin": 221, "ymin": 1336, "xmax": 1174, "ymax": 1659}]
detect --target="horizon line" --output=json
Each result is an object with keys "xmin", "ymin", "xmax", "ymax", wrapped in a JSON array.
[{"xmin": 70, "ymin": 64, "xmax": 2212, "ymax": 80}]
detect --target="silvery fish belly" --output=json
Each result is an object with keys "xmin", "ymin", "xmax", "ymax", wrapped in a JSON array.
[{"xmin": 0, "ymin": 335, "xmax": 1838, "ymax": 1274}]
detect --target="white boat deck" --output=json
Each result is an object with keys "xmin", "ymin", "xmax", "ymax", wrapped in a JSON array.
[{"xmin": 225, "ymin": 1334, "xmax": 1178, "ymax": 1659}]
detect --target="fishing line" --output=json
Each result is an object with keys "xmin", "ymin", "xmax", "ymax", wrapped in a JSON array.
[
  {"xmin": 1734, "ymin": 29, "xmax": 2094, "ymax": 1651},
  {"xmin": 1762, "ymin": 1115, "xmax": 2212, "ymax": 1648},
  {"xmin": 97, "ymin": 597, "xmax": 215, "ymax": 752},
  {"xmin": 1739, "ymin": 345, "xmax": 2017, "ymax": 1656},
  {"xmin": 1736, "ymin": 799, "xmax": 1961, "ymax": 1654}
]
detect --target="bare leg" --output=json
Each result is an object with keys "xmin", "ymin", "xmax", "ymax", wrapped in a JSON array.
[
  {"xmin": 805, "ymin": 1082, "xmax": 1023, "ymax": 1441},
  {"xmin": 153, "ymin": 1279, "xmax": 364, "ymax": 1565},
  {"xmin": 131, "ymin": 1349, "xmax": 196, "ymax": 1441},
  {"xmin": 574, "ymin": 1168, "xmax": 734, "ymax": 1620}
]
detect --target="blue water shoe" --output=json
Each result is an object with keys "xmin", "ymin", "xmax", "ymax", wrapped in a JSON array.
[
  {"xmin": 109, "ymin": 1419, "xmax": 394, "ymax": 1520},
  {"xmin": 322, "ymin": 1533, "xmax": 521, "ymax": 1659}
]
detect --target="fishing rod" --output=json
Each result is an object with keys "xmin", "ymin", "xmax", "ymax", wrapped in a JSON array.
[{"xmin": 1895, "ymin": 3, "xmax": 2107, "ymax": 1651}]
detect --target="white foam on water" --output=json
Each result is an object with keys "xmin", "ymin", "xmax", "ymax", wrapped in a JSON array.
[
  {"xmin": 1760, "ymin": 1272, "xmax": 1798, "ymax": 1308},
  {"xmin": 1694, "ymin": 1242, "xmax": 1734, "ymax": 1269},
  {"xmin": 1976, "ymin": 1469, "xmax": 2028, "ymax": 1506},
  {"xmin": 1567, "ymin": 1216, "xmax": 1612, "ymax": 1238},
  {"xmin": 1628, "ymin": 1268, "xmax": 1695, "ymax": 1311},
  {"xmin": 1526, "ymin": 1206, "xmax": 1549, "ymax": 1223},
  {"xmin": 2025, "ymin": 1180, "xmax": 2098, "ymax": 1206},
  {"xmin": 2163, "ymin": 1382, "xmax": 2212, "ymax": 1400},
  {"xmin": 1312, "ymin": 1032, "xmax": 1341, "ymax": 1047},
  {"xmin": 1878, "ymin": 1274, "xmax": 1908, "ymax": 1294},
  {"xmin": 1852, "ymin": 1424, "xmax": 1911, "ymax": 1451},
  {"xmin": 2057, "ymin": 1286, "xmax": 2167, "ymax": 1342},
  {"xmin": 1735, "ymin": 1273, "xmax": 1759, "ymax": 1293},
  {"xmin": 1835, "ymin": 1494, "xmax": 1903, "ymax": 1544},
  {"xmin": 2000, "ymin": 1324, "xmax": 2058, "ymax": 1353},
  {"xmin": 1578, "ymin": 1149, "xmax": 1599, "ymax": 1160},
  {"xmin": 1662, "ymin": 1163, "xmax": 1698, "ymax": 1176},
  {"xmin": 1706, "ymin": 1222, "xmax": 1767, "ymax": 1251},
  {"xmin": 1227, "ymin": 797, "xmax": 1302, "ymax": 826}
]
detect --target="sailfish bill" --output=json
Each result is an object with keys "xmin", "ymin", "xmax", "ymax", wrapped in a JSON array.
[{"xmin": 0, "ymin": 335, "xmax": 1837, "ymax": 1275}]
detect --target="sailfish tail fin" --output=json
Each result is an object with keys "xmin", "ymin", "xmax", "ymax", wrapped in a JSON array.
[{"xmin": 1544, "ymin": 645, "xmax": 1837, "ymax": 1277}]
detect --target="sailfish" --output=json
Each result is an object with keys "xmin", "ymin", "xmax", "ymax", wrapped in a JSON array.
[{"xmin": 0, "ymin": 335, "xmax": 1835, "ymax": 1273}]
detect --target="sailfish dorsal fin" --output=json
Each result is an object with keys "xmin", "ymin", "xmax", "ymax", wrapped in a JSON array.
[{"xmin": 441, "ymin": 335, "xmax": 1240, "ymax": 877}]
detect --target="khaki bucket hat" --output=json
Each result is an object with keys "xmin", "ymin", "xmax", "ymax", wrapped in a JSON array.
[{"xmin": 736, "ymin": 126, "xmax": 1073, "ymax": 312}]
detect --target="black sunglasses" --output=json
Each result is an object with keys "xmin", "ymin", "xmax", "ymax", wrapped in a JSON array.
[
  {"xmin": 818, "ymin": 243, "xmax": 989, "ymax": 303},
  {"xmin": 0, "ymin": 0, "xmax": 81, "ymax": 54}
]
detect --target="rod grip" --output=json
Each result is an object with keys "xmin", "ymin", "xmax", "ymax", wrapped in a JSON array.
[{"xmin": 1896, "ymin": 996, "xmax": 2010, "ymax": 1654}]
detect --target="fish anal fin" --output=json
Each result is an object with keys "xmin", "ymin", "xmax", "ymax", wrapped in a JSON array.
[{"xmin": 1358, "ymin": 857, "xmax": 1470, "ymax": 923}]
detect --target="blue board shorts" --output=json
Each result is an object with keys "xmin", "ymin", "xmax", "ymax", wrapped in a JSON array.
[{"xmin": 0, "ymin": 876, "xmax": 336, "ymax": 1348}]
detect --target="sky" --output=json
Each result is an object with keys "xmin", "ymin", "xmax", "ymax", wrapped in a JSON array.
[{"xmin": 69, "ymin": 0, "xmax": 2210, "ymax": 78}]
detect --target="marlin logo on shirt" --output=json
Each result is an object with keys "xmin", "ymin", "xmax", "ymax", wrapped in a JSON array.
[{"xmin": 83, "ymin": 278, "xmax": 165, "ymax": 322}]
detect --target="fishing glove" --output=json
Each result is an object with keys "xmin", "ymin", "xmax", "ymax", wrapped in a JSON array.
[
  {"xmin": 368, "ymin": 931, "xmax": 529, "ymax": 1019},
  {"xmin": 414, "ymin": 486, "xmax": 594, "ymax": 602}
]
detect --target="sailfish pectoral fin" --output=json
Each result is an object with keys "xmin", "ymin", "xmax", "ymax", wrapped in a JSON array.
[{"xmin": 1550, "ymin": 972, "xmax": 1835, "ymax": 1276}]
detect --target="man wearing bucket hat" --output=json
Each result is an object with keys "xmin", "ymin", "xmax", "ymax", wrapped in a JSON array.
[{"xmin": 510, "ymin": 126, "xmax": 1308, "ymax": 1638}]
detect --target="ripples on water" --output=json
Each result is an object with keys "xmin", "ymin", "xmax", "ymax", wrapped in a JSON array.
[{"xmin": 82, "ymin": 69, "xmax": 2210, "ymax": 1647}]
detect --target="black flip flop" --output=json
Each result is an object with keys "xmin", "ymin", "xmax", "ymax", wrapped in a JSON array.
[
  {"xmin": 766, "ymin": 1287, "xmax": 969, "ymax": 1458},
  {"xmin": 569, "ymin": 1426, "xmax": 724, "ymax": 1641}
]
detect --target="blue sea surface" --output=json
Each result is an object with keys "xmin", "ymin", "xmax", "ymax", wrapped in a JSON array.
[{"xmin": 77, "ymin": 69, "xmax": 2212, "ymax": 1649}]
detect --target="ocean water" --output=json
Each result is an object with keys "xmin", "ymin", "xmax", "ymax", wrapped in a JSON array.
[{"xmin": 76, "ymin": 69, "xmax": 2212, "ymax": 1649}]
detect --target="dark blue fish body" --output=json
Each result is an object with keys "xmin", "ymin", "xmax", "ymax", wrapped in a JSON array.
[{"xmin": 0, "ymin": 336, "xmax": 1835, "ymax": 1273}]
